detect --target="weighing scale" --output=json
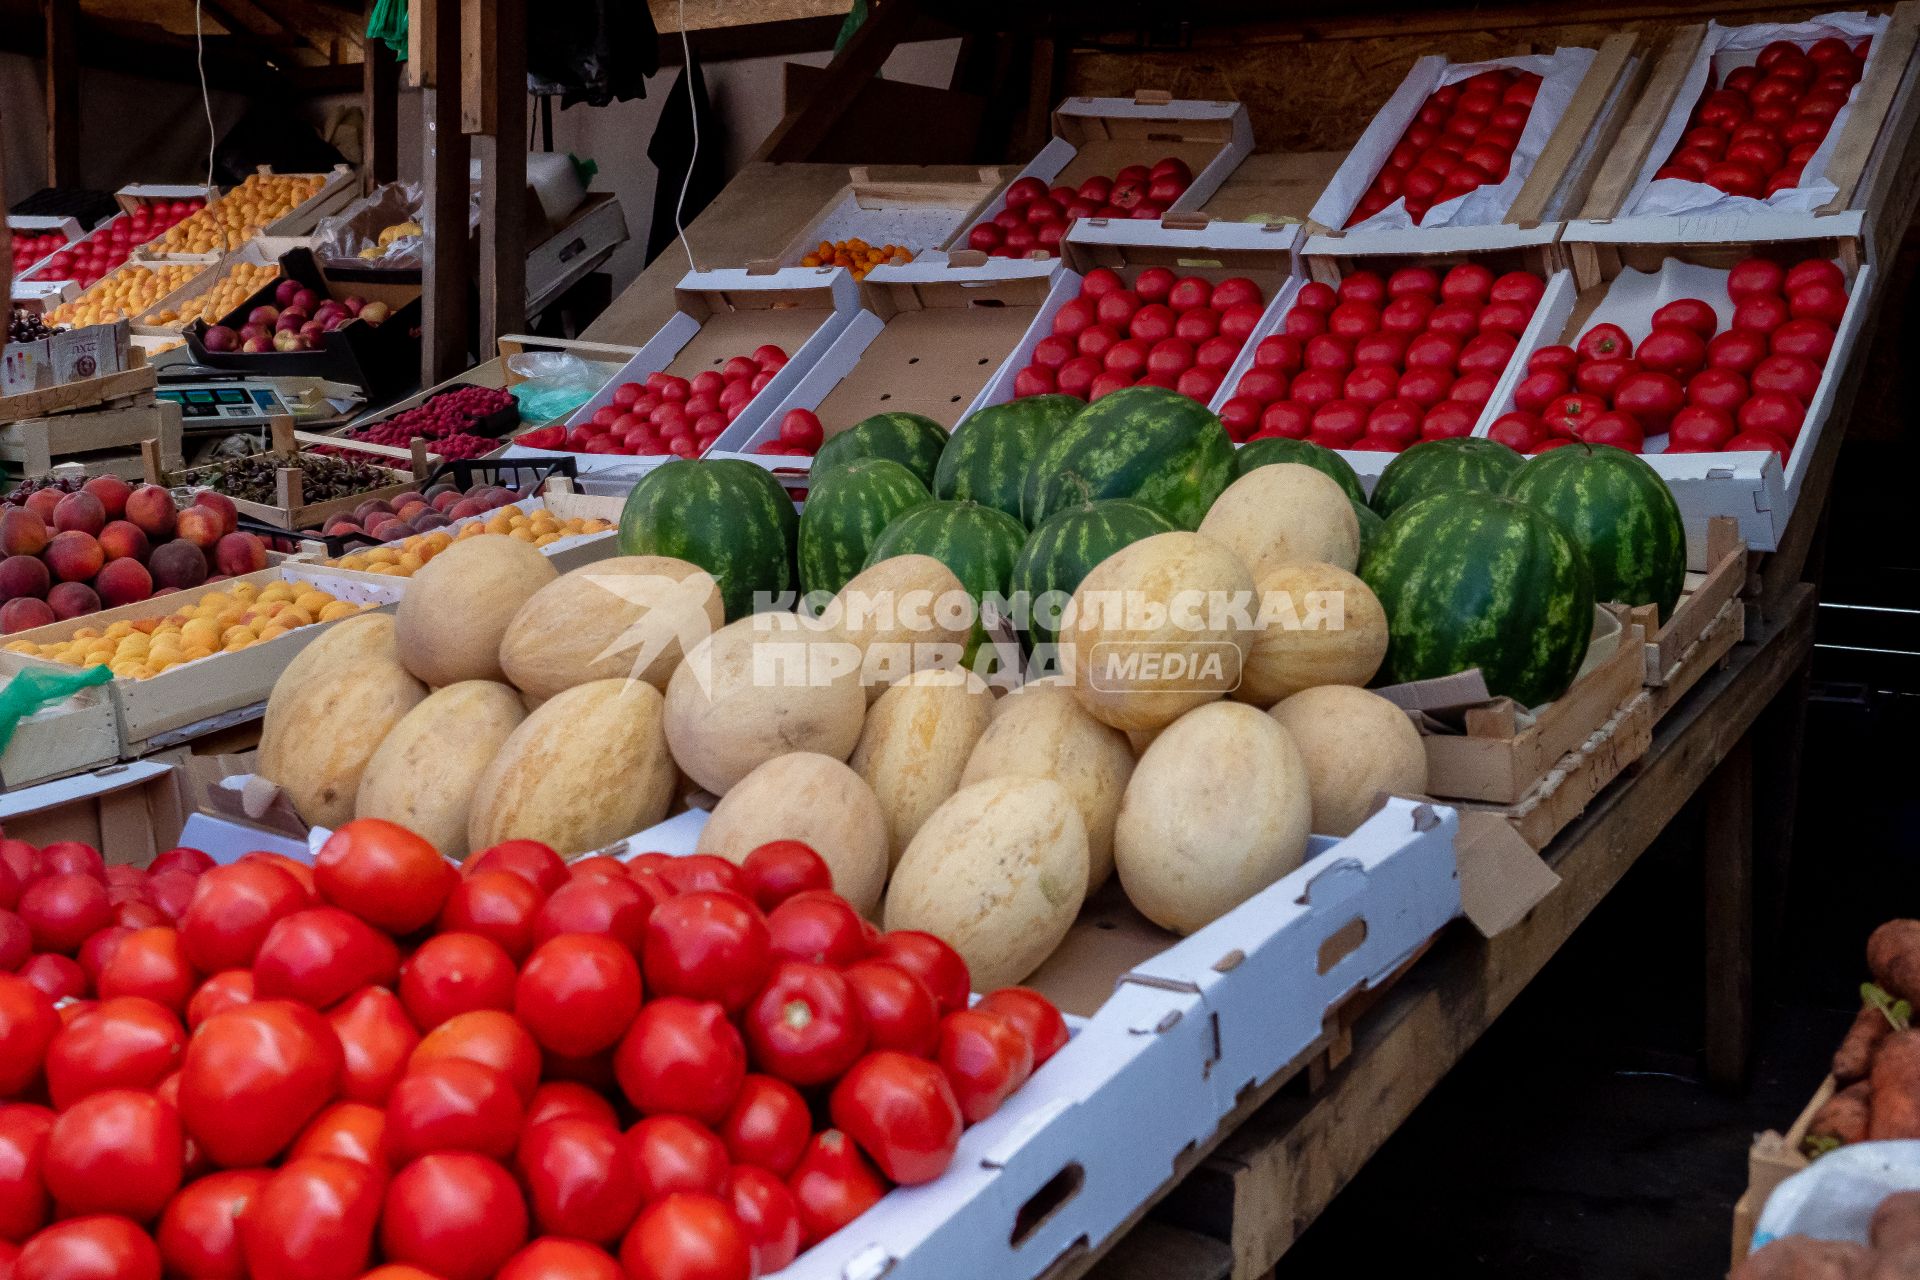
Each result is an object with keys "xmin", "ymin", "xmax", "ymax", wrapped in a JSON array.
[{"xmin": 154, "ymin": 367, "xmax": 360, "ymax": 433}]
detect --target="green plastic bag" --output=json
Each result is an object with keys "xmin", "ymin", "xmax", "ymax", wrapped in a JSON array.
[
  {"xmin": 367, "ymin": 0, "xmax": 409, "ymax": 61},
  {"xmin": 0, "ymin": 666, "xmax": 113, "ymax": 755}
]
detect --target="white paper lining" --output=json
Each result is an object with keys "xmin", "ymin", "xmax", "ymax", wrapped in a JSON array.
[
  {"xmin": 1751, "ymin": 1140, "xmax": 1920, "ymax": 1253},
  {"xmin": 1313, "ymin": 47, "xmax": 1598, "ymax": 233},
  {"xmin": 1626, "ymin": 10, "xmax": 1889, "ymax": 219}
]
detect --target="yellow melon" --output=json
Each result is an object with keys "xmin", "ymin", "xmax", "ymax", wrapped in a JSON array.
[{"xmin": 395, "ymin": 535, "xmax": 557, "ymax": 687}]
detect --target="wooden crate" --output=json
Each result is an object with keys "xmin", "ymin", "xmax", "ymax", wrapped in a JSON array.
[
  {"xmin": 158, "ymin": 417, "xmax": 429, "ymax": 532},
  {"xmin": 0, "ymin": 680, "xmax": 119, "ymax": 789},
  {"xmin": 1733, "ymin": 1076, "xmax": 1832, "ymax": 1266},
  {"xmin": 0, "ymin": 355, "xmax": 154, "ymax": 428},
  {"xmin": 0, "ymin": 760, "xmax": 186, "ymax": 866},
  {"xmin": 0, "ymin": 399, "xmax": 183, "ymax": 477},
  {"xmin": 1631, "ymin": 516, "xmax": 1750, "ymax": 720}
]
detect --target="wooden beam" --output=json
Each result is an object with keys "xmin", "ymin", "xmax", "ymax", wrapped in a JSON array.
[
  {"xmin": 474, "ymin": 0, "xmax": 528, "ymax": 350},
  {"xmin": 363, "ymin": 34, "xmax": 400, "ymax": 189},
  {"xmin": 752, "ymin": 0, "xmax": 925, "ymax": 163},
  {"xmin": 43, "ymin": 0, "xmax": 79, "ymax": 188},
  {"xmin": 420, "ymin": 0, "xmax": 471, "ymax": 383},
  {"xmin": 459, "ymin": 0, "xmax": 495, "ymax": 134}
]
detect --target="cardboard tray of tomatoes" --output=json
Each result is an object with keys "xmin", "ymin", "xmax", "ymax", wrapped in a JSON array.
[{"xmin": 585, "ymin": 798, "xmax": 1465, "ymax": 1280}]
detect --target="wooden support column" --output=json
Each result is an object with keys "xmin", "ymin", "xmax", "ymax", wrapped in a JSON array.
[
  {"xmin": 43, "ymin": 0, "xmax": 79, "ymax": 188},
  {"xmin": 751, "ymin": 0, "xmax": 918, "ymax": 163},
  {"xmin": 419, "ymin": 0, "xmax": 472, "ymax": 384},
  {"xmin": 363, "ymin": 36, "xmax": 401, "ymax": 189},
  {"xmin": 466, "ymin": 0, "xmax": 527, "ymax": 350}
]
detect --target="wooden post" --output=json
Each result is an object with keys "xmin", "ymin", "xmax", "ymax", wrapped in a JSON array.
[
  {"xmin": 362, "ymin": 36, "xmax": 401, "ymax": 189},
  {"xmin": 752, "ymin": 0, "xmax": 917, "ymax": 163},
  {"xmin": 470, "ymin": 0, "xmax": 528, "ymax": 350},
  {"xmin": 420, "ymin": 0, "xmax": 472, "ymax": 385},
  {"xmin": 43, "ymin": 0, "xmax": 80, "ymax": 187}
]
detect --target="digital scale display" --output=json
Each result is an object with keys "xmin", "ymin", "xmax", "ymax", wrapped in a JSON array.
[{"xmin": 154, "ymin": 382, "xmax": 296, "ymax": 427}]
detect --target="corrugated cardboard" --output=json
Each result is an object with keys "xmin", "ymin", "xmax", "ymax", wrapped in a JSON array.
[
  {"xmin": 0, "ymin": 681, "xmax": 119, "ymax": 789},
  {"xmin": 0, "ymin": 760, "xmax": 184, "ymax": 865},
  {"xmin": 777, "ymin": 169, "xmax": 1007, "ymax": 268}
]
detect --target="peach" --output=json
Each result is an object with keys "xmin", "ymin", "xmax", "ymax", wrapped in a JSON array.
[
  {"xmin": 94, "ymin": 558, "xmax": 152, "ymax": 607},
  {"xmin": 447, "ymin": 499, "xmax": 485, "ymax": 521},
  {"xmin": 125, "ymin": 485, "xmax": 178, "ymax": 540},
  {"xmin": 0, "ymin": 509, "xmax": 49, "ymax": 558},
  {"xmin": 430, "ymin": 491, "xmax": 462, "ymax": 513},
  {"xmin": 81, "ymin": 476, "xmax": 132, "ymax": 519},
  {"xmin": 0, "ymin": 555, "xmax": 50, "ymax": 601},
  {"xmin": 0, "ymin": 598, "xmax": 55, "ymax": 634},
  {"xmin": 354, "ymin": 500, "xmax": 394, "ymax": 525},
  {"xmin": 192, "ymin": 491, "xmax": 239, "ymax": 538},
  {"xmin": 52, "ymin": 492, "xmax": 105, "ymax": 537},
  {"xmin": 47, "ymin": 582, "xmax": 99, "ymax": 621},
  {"xmin": 45, "ymin": 531, "xmax": 104, "ymax": 583},
  {"xmin": 411, "ymin": 513, "xmax": 450, "ymax": 531},
  {"xmin": 214, "ymin": 532, "xmax": 267, "ymax": 576},
  {"xmin": 148, "ymin": 540, "xmax": 209, "ymax": 590},
  {"xmin": 174, "ymin": 506, "xmax": 223, "ymax": 550},
  {"xmin": 368, "ymin": 519, "xmax": 410, "ymax": 543},
  {"xmin": 24, "ymin": 490, "xmax": 61, "ymax": 525},
  {"xmin": 97, "ymin": 520, "xmax": 150, "ymax": 563}
]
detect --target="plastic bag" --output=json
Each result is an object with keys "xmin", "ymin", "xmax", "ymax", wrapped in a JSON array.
[
  {"xmin": 0, "ymin": 666, "xmax": 113, "ymax": 755},
  {"xmin": 313, "ymin": 182, "xmax": 430, "ymax": 270},
  {"xmin": 1752, "ymin": 1140, "xmax": 1920, "ymax": 1252},
  {"xmin": 506, "ymin": 351, "xmax": 622, "ymax": 422}
]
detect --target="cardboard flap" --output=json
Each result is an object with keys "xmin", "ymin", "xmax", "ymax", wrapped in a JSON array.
[{"xmin": 1455, "ymin": 810, "xmax": 1560, "ymax": 936}]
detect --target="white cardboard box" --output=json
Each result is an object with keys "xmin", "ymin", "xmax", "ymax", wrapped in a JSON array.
[{"xmin": 8, "ymin": 216, "xmax": 85, "ymax": 303}]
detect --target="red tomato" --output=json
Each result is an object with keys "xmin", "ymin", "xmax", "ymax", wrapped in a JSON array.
[
  {"xmin": 1380, "ymin": 296, "xmax": 1433, "ymax": 334},
  {"xmin": 1132, "ymin": 266, "xmax": 1175, "ymax": 303},
  {"xmin": 239, "ymin": 1155, "xmax": 382, "ymax": 1280},
  {"xmin": 498, "ymin": 1238, "xmax": 625, "ymax": 1280},
  {"xmin": 839, "ymin": 959, "xmax": 940, "ymax": 1057},
  {"xmin": 1399, "ymin": 332, "xmax": 1457, "ymax": 371},
  {"xmin": 252, "ymin": 908, "xmax": 400, "ymax": 1010},
  {"xmin": 746, "ymin": 962, "xmax": 869, "ymax": 1088},
  {"xmin": 1282, "ymin": 306, "xmax": 1328, "ymax": 339},
  {"xmin": 788, "ymin": 1130, "xmax": 886, "ymax": 1248},
  {"xmin": 1309, "ymin": 400, "xmax": 1367, "ymax": 446},
  {"xmin": 1790, "ymin": 280, "xmax": 1848, "ymax": 325},
  {"xmin": 1488, "ymin": 412, "xmax": 1541, "ymax": 452},
  {"xmin": 533, "ymin": 877, "xmax": 652, "ymax": 955},
  {"xmin": 1649, "ymin": 298, "xmax": 1718, "ymax": 340},
  {"xmin": 764, "ymin": 892, "xmax": 866, "ymax": 968},
  {"xmin": 829, "ymin": 1051, "xmax": 964, "ymax": 1186},
  {"xmin": 1752, "ymin": 353, "xmax": 1822, "ymax": 401},
  {"xmin": 290, "ymin": 1100, "xmax": 387, "ymax": 1167},
  {"xmin": 1336, "ymin": 271, "xmax": 1386, "ymax": 306},
  {"xmin": 1769, "ymin": 318, "xmax": 1835, "ymax": 363},
  {"xmin": 516, "ymin": 934, "xmax": 644, "ymax": 1058},
  {"xmin": 1512, "ymin": 369, "xmax": 1569, "ymax": 414},
  {"xmin": 1725, "ymin": 428, "xmax": 1791, "ymax": 461},
  {"xmin": 179, "ymin": 1001, "xmax": 340, "ymax": 1168},
  {"xmin": 1424, "ymin": 301, "xmax": 1480, "ymax": 338},
  {"xmin": 1573, "ymin": 356, "xmax": 1637, "ymax": 399},
  {"xmin": 437, "ymin": 871, "xmax": 544, "ymax": 963},
  {"xmin": 321, "ymin": 986, "xmax": 415, "ymax": 1107},
  {"xmin": 1050, "ymin": 296, "xmax": 1096, "ymax": 337},
  {"xmin": 0, "ymin": 1104, "xmax": 53, "ymax": 1242},
  {"xmin": 1636, "ymin": 326, "xmax": 1708, "ymax": 378},
  {"xmin": 1727, "ymin": 257, "xmax": 1787, "ymax": 301},
  {"xmin": 19, "ymin": 874, "xmax": 110, "ymax": 953},
  {"xmin": 516, "ymin": 1117, "xmax": 639, "ymax": 1243},
  {"xmin": 1686, "ymin": 368, "xmax": 1749, "ymax": 413},
  {"xmin": 45, "ymin": 997, "xmax": 185, "ymax": 1110},
  {"xmin": 1387, "ymin": 267, "xmax": 1439, "ymax": 298},
  {"xmin": 1668, "ymin": 405, "xmax": 1737, "ymax": 452},
  {"xmin": 179, "ymin": 861, "xmax": 307, "ymax": 974},
  {"xmin": 619, "ymin": 1192, "xmax": 753, "ymax": 1280},
  {"xmin": 1173, "ymin": 307, "xmax": 1221, "ymax": 344},
  {"xmin": 314, "ymin": 819, "xmax": 456, "ymax": 936},
  {"xmin": 1786, "ymin": 258, "xmax": 1845, "ymax": 295},
  {"xmin": 1438, "ymin": 262, "xmax": 1493, "ymax": 304},
  {"xmin": 975, "ymin": 988, "xmax": 1069, "ymax": 1067},
  {"xmin": 20, "ymin": 956, "xmax": 85, "ymax": 1003},
  {"xmin": 869, "ymin": 931, "xmax": 969, "ymax": 1016},
  {"xmin": 1326, "ymin": 302, "xmax": 1379, "ymax": 340},
  {"xmin": 1478, "ymin": 300, "xmax": 1533, "ymax": 337},
  {"xmin": 185, "ymin": 969, "xmax": 253, "ymax": 1030},
  {"xmin": 1165, "ymin": 276, "xmax": 1213, "ymax": 312},
  {"xmin": 398, "ymin": 932, "xmax": 517, "ymax": 1031},
  {"xmin": 1208, "ymin": 278, "xmax": 1261, "ymax": 311},
  {"xmin": 1395, "ymin": 367, "xmax": 1453, "ymax": 408},
  {"xmin": 521, "ymin": 1081, "xmax": 618, "ymax": 1133},
  {"xmin": 0, "ymin": 977, "xmax": 58, "ymax": 1098},
  {"xmin": 1612, "ymin": 371, "xmax": 1686, "ymax": 430},
  {"xmin": 641, "ymin": 892, "xmax": 769, "ymax": 1015},
  {"xmin": 44, "ymin": 1088, "xmax": 182, "ymax": 1220},
  {"xmin": 1542, "ymin": 392, "xmax": 1606, "ymax": 439},
  {"xmin": 1457, "ymin": 332, "xmax": 1517, "ymax": 373},
  {"xmin": 1576, "ymin": 323, "xmax": 1633, "ymax": 361},
  {"xmin": 718, "ymin": 1074, "xmax": 812, "ymax": 1178},
  {"xmin": 1176, "ymin": 365, "xmax": 1225, "ymax": 401},
  {"xmin": 38, "ymin": 843, "xmax": 102, "ymax": 880},
  {"xmin": 614, "ymin": 997, "xmax": 745, "ymax": 1125},
  {"xmin": 1365, "ymin": 400, "xmax": 1422, "ymax": 448},
  {"xmin": 16, "ymin": 1215, "xmax": 162, "ymax": 1280},
  {"xmin": 1125, "ymin": 302, "xmax": 1173, "ymax": 344},
  {"xmin": 1706, "ymin": 328, "xmax": 1770, "ymax": 374},
  {"xmin": 465, "ymin": 841, "xmax": 568, "ymax": 897},
  {"xmin": 386, "ymin": 1057, "xmax": 523, "ymax": 1163},
  {"xmin": 1582, "ymin": 411, "xmax": 1644, "ymax": 451},
  {"xmin": 728, "ymin": 1165, "xmax": 802, "ymax": 1274},
  {"xmin": 1739, "ymin": 391, "xmax": 1807, "ymax": 442},
  {"xmin": 739, "ymin": 842, "xmax": 832, "ymax": 912},
  {"xmin": 410, "ymin": 1010, "xmax": 542, "ymax": 1104},
  {"xmin": 936, "ymin": 1008, "xmax": 1034, "ymax": 1124},
  {"xmin": 1733, "ymin": 293, "xmax": 1790, "ymax": 334},
  {"xmin": 156, "ymin": 1167, "xmax": 269, "ymax": 1278},
  {"xmin": 382, "ymin": 1153, "xmax": 529, "ymax": 1280},
  {"xmin": 627, "ymin": 1114, "xmax": 729, "ymax": 1203},
  {"xmin": 1341, "ymin": 364, "xmax": 1396, "ymax": 406},
  {"xmin": 653, "ymin": 856, "xmax": 745, "ymax": 900}
]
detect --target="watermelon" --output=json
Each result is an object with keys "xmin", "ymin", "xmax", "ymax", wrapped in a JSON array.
[
  {"xmin": 798, "ymin": 459, "xmax": 930, "ymax": 600},
  {"xmin": 1360, "ymin": 490, "xmax": 1594, "ymax": 707},
  {"xmin": 1234, "ymin": 437, "xmax": 1366, "ymax": 505},
  {"xmin": 813, "ymin": 412, "xmax": 950, "ymax": 487},
  {"xmin": 864, "ymin": 499, "xmax": 1027, "ymax": 664},
  {"xmin": 1503, "ymin": 442, "xmax": 1687, "ymax": 620},
  {"xmin": 1008, "ymin": 498, "xmax": 1178, "ymax": 648},
  {"xmin": 619, "ymin": 458, "xmax": 794, "ymax": 621},
  {"xmin": 1369, "ymin": 437, "xmax": 1525, "ymax": 520},
  {"xmin": 934, "ymin": 395, "xmax": 1080, "ymax": 523},
  {"xmin": 1351, "ymin": 498, "xmax": 1384, "ymax": 560},
  {"xmin": 1022, "ymin": 386, "xmax": 1234, "ymax": 530}
]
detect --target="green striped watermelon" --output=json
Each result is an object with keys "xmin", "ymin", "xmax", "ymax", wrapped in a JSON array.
[
  {"xmin": 1022, "ymin": 386, "xmax": 1233, "ymax": 530},
  {"xmin": 864, "ymin": 499, "xmax": 1026, "ymax": 665},
  {"xmin": 1504, "ymin": 442, "xmax": 1687, "ymax": 620},
  {"xmin": 1234, "ymin": 437, "xmax": 1366, "ymax": 505},
  {"xmin": 1008, "ymin": 498, "xmax": 1177, "ymax": 648},
  {"xmin": 619, "ymin": 458, "xmax": 794, "ymax": 621},
  {"xmin": 1360, "ymin": 490, "xmax": 1594, "ymax": 706},
  {"xmin": 798, "ymin": 459, "xmax": 929, "ymax": 600},
  {"xmin": 1351, "ymin": 498, "xmax": 1384, "ymax": 560},
  {"xmin": 813, "ymin": 412, "xmax": 950, "ymax": 486},
  {"xmin": 1369, "ymin": 437, "xmax": 1525, "ymax": 520},
  {"xmin": 934, "ymin": 395, "xmax": 1080, "ymax": 523}
]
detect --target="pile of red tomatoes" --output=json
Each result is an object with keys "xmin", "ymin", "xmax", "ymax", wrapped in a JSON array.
[
  {"xmin": 0, "ymin": 820, "xmax": 1064, "ymax": 1279},
  {"xmin": 961, "ymin": 158, "xmax": 1195, "ymax": 259},
  {"xmin": 1346, "ymin": 67, "xmax": 1544, "ymax": 226}
]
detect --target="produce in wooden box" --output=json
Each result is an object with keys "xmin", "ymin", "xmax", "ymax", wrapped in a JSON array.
[
  {"xmin": 145, "ymin": 260, "xmax": 278, "ymax": 328},
  {"xmin": 1219, "ymin": 264, "xmax": 1545, "ymax": 450},
  {"xmin": 1010, "ymin": 267, "xmax": 1268, "ymax": 404},
  {"xmin": 203, "ymin": 280, "xmax": 390, "ymax": 356},
  {"xmin": 341, "ymin": 385, "xmax": 517, "ymax": 458},
  {"xmin": 24, "ymin": 200, "xmax": 202, "ymax": 286},
  {"xmin": 183, "ymin": 451, "xmax": 400, "ymax": 508},
  {"xmin": 322, "ymin": 481, "xmax": 536, "ymax": 546},
  {"xmin": 148, "ymin": 170, "xmax": 329, "ymax": 255},
  {"xmin": 9, "ymin": 229, "xmax": 69, "ymax": 277},
  {"xmin": 1655, "ymin": 36, "xmax": 1872, "ymax": 198},
  {"xmin": 0, "ymin": 821, "xmax": 1070, "ymax": 1277},
  {"xmin": 331, "ymin": 508, "xmax": 615, "ymax": 577},
  {"xmin": 961, "ymin": 159, "xmax": 1196, "ymax": 259},
  {"xmin": 1733, "ymin": 1184, "xmax": 1920, "ymax": 1278},
  {"xmin": 557, "ymin": 345, "xmax": 790, "ymax": 459},
  {"xmin": 45, "ymin": 261, "xmax": 199, "ymax": 327},
  {"xmin": 5, "ymin": 575, "xmax": 372, "ymax": 678},
  {"xmin": 1494, "ymin": 256, "xmax": 1848, "ymax": 460},
  {"xmin": 5, "ymin": 308, "xmax": 57, "ymax": 343},
  {"xmin": 1346, "ymin": 67, "xmax": 1544, "ymax": 225},
  {"xmin": 1797, "ymin": 920, "xmax": 1920, "ymax": 1156}
]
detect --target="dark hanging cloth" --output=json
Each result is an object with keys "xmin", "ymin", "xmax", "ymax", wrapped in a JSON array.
[
  {"xmin": 527, "ymin": 0, "xmax": 660, "ymax": 108},
  {"xmin": 212, "ymin": 104, "xmax": 348, "ymax": 186},
  {"xmin": 646, "ymin": 55, "xmax": 726, "ymax": 265}
]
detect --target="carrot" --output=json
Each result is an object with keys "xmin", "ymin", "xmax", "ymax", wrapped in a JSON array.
[
  {"xmin": 1872, "ymin": 1192, "xmax": 1920, "ymax": 1252},
  {"xmin": 1872, "ymin": 1031, "xmax": 1920, "ymax": 1141},
  {"xmin": 1869, "ymin": 921, "xmax": 1920, "ymax": 1006},
  {"xmin": 1837, "ymin": 998, "xmax": 1897, "ymax": 1083},
  {"xmin": 1805, "ymin": 1081, "xmax": 1873, "ymax": 1155}
]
